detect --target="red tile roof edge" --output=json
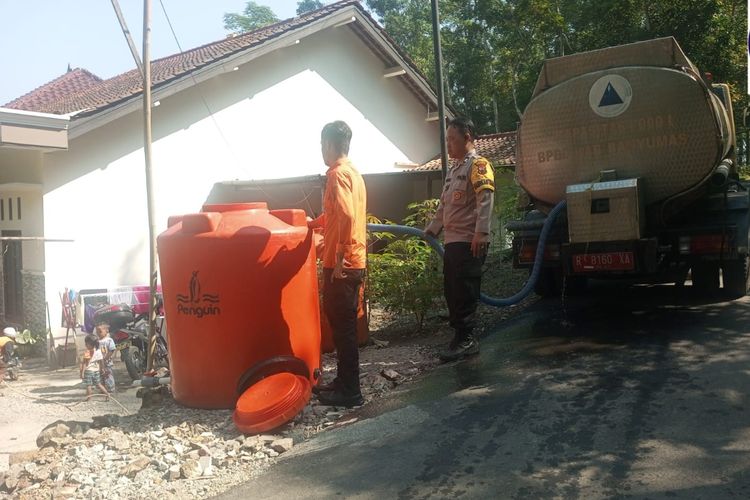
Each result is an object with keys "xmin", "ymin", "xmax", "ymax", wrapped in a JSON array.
[
  {"xmin": 412, "ymin": 131, "xmax": 517, "ymax": 172},
  {"xmin": 4, "ymin": 68, "xmax": 103, "ymax": 110},
  {"xmin": 4, "ymin": 0, "xmax": 446, "ymax": 120}
]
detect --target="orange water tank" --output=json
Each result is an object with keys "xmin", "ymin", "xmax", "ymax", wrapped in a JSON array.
[{"xmin": 157, "ymin": 203, "xmax": 320, "ymax": 421}]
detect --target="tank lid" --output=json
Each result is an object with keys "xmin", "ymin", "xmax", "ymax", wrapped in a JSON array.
[
  {"xmin": 233, "ymin": 372, "xmax": 311, "ymax": 434},
  {"xmin": 202, "ymin": 202, "xmax": 268, "ymax": 213}
]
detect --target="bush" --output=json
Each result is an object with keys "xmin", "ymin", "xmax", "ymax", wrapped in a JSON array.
[
  {"xmin": 367, "ymin": 200, "xmax": 443, "ymax": 330},
  {"xmin": 365, "ymin": 176, "xmax": 521, "ymax": 330}
]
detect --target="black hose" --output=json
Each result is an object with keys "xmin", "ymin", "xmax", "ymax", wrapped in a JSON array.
[{"xmin": 367, "ymin": 200, "xmax": 567, "ymax": 307}]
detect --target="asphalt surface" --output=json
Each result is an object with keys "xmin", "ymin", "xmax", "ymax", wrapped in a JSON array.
[{"xmin": 217, "ymin": 282, "xmax": 750, "ymax": 499}]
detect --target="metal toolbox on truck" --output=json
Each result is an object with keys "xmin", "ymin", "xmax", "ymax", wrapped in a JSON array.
[{"xmin": 566, "ymin": 178, "xmax": 645, "ymax": 243}]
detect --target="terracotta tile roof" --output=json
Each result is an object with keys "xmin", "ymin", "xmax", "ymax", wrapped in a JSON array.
[
  {"xmin": 4, "ymin": 68, "xmax": 102, "ymax": 112},
  {"xmin": 3, "ymin": 0, "xmax": 368, "ymax": 116},
  {"xmin": 413, "ymin": 132, "xmax": 517, "ymax": 171}
]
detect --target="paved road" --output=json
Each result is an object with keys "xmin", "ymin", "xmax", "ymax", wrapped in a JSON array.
[{"xmin": 218, "ymin": 283, "xmax": 750, "ymax": 499}]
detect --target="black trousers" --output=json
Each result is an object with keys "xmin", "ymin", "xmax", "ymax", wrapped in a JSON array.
[
  {"xmin": 323, "ymin": 268, "xmax": 364, "ymax": 396},
  {"xmin": 443, "ymin": 242, "xmax": 486, "ymax": 341}
]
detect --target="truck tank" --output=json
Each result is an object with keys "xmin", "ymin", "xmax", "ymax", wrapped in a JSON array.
[{"xmin": 516, "ymin": 37, "xmax": 733, "ymax": 210}]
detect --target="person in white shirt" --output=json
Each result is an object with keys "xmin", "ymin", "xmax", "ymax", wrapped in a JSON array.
[
  {"xmin": 96, "ymin": 324, "xmax": 117, "ymax": 393},
  {"xmin": 80, "ymin": 334, "xmax": 109, "ymax": 400}
]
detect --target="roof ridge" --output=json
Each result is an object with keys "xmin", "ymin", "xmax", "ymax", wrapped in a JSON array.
[
  {"xmin": 477, "ymin": 131, "xmax": 516, "ymax": 139},
  {"xmin": 94, "ymin": 0, "xmax": 361, "ymax": 93},
  {"xmin": 414, "ymin": 131, "xmax": 517, "ymax": 171},
  {"xmin": 3, "ymin": 67, "xmax": 103, "ymax": 108},
  {"xmin": 71, "ymin": 67, "xmax": 103, "ymax": 81},
  {"xmin": 4, "ymin": 0, "xmax": 437, "ymax": 118},
  {"xmin": 136, "ymin": 0, "xmax": 359, "ymax": 67}
]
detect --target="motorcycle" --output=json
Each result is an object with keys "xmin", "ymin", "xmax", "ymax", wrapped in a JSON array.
[{"xmin": 93, "ymin": 302, "xmax": 169, "ymax": 381}]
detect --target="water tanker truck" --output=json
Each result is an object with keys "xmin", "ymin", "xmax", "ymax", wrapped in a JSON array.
[{"xmin": 509, "ymin": 37, "xmax": 748, "ymax": 297}]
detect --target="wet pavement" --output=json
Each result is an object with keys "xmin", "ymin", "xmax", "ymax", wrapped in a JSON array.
[{"xmin": 217, "ymin": 282, "xmax": 750, "ymax": 499}]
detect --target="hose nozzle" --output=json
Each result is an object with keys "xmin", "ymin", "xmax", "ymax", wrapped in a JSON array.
[{"xmin": 711, "ymin": 159, "xmax": 733, "ymax": 187}]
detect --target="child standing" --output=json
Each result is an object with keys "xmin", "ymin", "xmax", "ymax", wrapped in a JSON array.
[
  {"xmin": 80, "ymin": 334, "xmax": 109, "ymax": 400},
  {"xmin": 0, "ymin": 327, "xmax": 17, "ymax": 381},
  {"xmin": 96, "ymin": 324, "xmax": 116, "ymax": 393}
]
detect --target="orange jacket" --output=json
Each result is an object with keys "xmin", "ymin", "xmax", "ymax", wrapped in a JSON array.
[{"xmin": 314, "ymin": 158, "xmax": 367, "ymax": 269}]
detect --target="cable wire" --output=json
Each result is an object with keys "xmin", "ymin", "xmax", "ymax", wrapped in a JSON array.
[
  {"xmin": 158, "ymin": 0, "xmax": 326, "ymax": 210},
  {"xmin": 157, "ymin": 0, "xmax": 251, "ymax": 180}
]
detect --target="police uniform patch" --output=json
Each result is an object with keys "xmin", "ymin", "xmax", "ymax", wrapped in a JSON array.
[
  {"xmin": 470, "ymin": 157, "xmax": 495, "ymax": 193},
  {"xmin": 475, "ymin": 159, "xmax": 488, "ymax": 175}
]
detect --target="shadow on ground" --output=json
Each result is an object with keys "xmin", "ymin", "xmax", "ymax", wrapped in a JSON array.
[{"xmin": 218, "ymin": 281, "xmax": 750, "ymax": 499}]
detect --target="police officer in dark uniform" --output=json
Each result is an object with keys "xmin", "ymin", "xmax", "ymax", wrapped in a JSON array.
[{"xmin": 425, "ymin": 117, "xmax": 495, "ymax": 362}]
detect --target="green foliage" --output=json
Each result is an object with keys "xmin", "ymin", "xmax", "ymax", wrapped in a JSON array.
[
  {"xmin": 224, "ymin": 1, "xmax": 279, "ymax": 33},
  {"xmin": 365, "ymin": 1, "xmax": 435, "ymax": 82},
  {"xmin": 14, "ymin": 329, "xmax": 37, "ymax": 345},
  {"xmin": 367, "ymin": 201, "xmax": 442, "ymax": 330},
  {"xmin": 366, "ymin": 0, "xmax": 747, "ymax": 135},
  {"xmin": 297, "ymin": 0, "xmax": 324, "ymax": 15},
  {"xmin": 403, "ymin": 198, "xmax": 440, "ymax": 228},
  {"xmin": 493, "ymin": 166, "xmax": 523, "ymax": 249},
  {"xmin": 365, "ymin": 189, "xmax": 522, "ymax": 327}
]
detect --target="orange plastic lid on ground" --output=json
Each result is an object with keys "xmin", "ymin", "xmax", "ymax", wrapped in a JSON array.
[{"xmin": 233, "ymin": 372, "xmax": 312, "ymax": 434}]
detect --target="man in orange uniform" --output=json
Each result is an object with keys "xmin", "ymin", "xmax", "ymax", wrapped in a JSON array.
[{"xmin": 308, "ymin": 121, "xmax": 367, "ymax": 407}]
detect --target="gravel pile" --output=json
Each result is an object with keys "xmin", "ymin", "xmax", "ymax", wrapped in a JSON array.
[
  {"xmin": 1, "ymin": 344, "xmax": 440, "ymax": 500},
  {"xmin": 1, "ymin": 257, "xmax": 537, "ymax": 499}
]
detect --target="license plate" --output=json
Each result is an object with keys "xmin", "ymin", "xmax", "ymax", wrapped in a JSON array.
[{"xmin": 572, "ymin": 251, "xmax": 635, "ymax": 272}]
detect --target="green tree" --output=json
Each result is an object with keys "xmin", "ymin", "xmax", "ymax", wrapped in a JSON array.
[
  {"xmin": 297, "ymin": 0, "xmax": 324, "ymax": 15},
  {"xmin": 224, "ymin": 1, "xmax": 279, "ymax": 33},
  {"xmin": 366, "ymin": 0, "xmax": 747, "ymax": 136},
  {"xmin": 366, "ymin": 1, "xmax": 435, "ymax": 81}
]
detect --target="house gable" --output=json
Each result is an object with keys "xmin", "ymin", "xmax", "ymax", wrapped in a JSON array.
[
  {"xmin": 4, "ymin": 0, "xmax": 445, "ymax": 143},
  {"xmin": 6, "ymin": 0, "xmax": 454, "ymax": 329},
  {"xmin": 4, "ymin": 68, "xmax": 102, "ymax": 112}
]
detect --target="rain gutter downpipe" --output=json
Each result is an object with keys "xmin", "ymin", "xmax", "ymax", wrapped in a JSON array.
[{"xmin": 367, "ymin": 200, "xmax": 567, "ymax": 307}]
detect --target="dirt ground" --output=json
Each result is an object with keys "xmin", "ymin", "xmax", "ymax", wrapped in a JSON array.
[
  {"xmin": 0, "ymin": 255, "xmax": 534, "ymax": 456},
  {"xmin": 0, "ymin": 319, "xmax": 446, "ymax": 457},
  {"xmin": 0, "ymin": 256, "xmax": 539, "ymax": 499},
  {"xmin": 0, "ymin": 353, "xmax": 142, "ymax": 454}
]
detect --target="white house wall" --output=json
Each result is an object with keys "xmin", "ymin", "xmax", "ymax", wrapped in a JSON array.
[
  {"xmin": 0, "ymin": 185, "xmax": 45, "ymax": 272},
  {"xmin": 42, "ymin": 24, "xmax": 440, "ymax": 324},
  {"xmin": 0, "ymin": 150, "xmax": 45, "ymax": 272},
  {"xmin": 0, "ymin": 149, "xmax": 42, "ymax": 185}
]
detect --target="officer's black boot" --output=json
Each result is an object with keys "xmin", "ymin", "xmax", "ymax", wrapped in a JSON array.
[{"xmin": 439, "ymin": 332, "xmax": 480, "ymax": 362}]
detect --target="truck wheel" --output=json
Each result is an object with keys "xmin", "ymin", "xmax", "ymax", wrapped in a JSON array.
[
  {"xmin": 722, "ymin": 255, "xmax": 750, "ymax": 298},
  {"xmin": 691, "ymin": 262, "xmax": 720, "ymax": 294},
  {"xmin": 122, "ymin": 346, "xmax": 144, "ymax": 381},
  {"xmin": 533, "ymin": 268, "xmax": 562, "ymax": 297}
]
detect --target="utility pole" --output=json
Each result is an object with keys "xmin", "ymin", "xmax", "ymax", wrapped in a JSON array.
[
  {"xmin": 142, "ymin": 0, "xmax": 159, "ymax": 372},
  {"xmin": 110, "ymin": 0, "xmax": 144, "ymax": 77},
  {"xmin": 430, "ymin": 0, "xmax": 449, "ymax": 180}
]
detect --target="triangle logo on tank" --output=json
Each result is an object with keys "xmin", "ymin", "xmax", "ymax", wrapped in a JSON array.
[
  {"xmin": 589, "ymin": 74, "xmax": 632, "ymax": 118},
  {"xmin": 599, "ymin": 82, "xmax": 624, "ymax": 106},
  {"xmin": 176, "ymin": 271, "xmax": 221, "ymax": 318}
]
